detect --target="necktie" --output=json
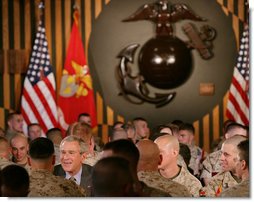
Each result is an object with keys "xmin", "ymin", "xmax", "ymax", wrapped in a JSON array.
[{"xmin": 69, "ymin": 176, "xmax": 76, "ymax": 182}]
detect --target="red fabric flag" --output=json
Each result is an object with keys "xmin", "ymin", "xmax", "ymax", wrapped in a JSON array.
[
  {"xmin": 21, "ymin": 21, "xmax": 59, "ymax": 136},
  {"xmin": 58, "ymin": 10, "xmax": 97, "ymax": 132},
  {"xmin": 226, "ymin": 25, "xmax": 249, "ymax": 125}
]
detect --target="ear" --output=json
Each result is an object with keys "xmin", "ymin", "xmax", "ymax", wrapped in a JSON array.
[
  {"xmin": 52, "ymin": 155, "xmax": 56, "ymax": 165},
  {"xmin": 81, "ymin": 152, "xmax": 86, "ymax": 162},
  {"xmin": 158, "ymin": 154, "xmax": 163, "ymax": 165},
  {"xmin": 241, "ymin": 160, "xmax": 247, "ymax": 170}
]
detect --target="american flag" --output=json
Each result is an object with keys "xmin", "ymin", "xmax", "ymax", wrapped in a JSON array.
[
  {"xmin": 226, "ymin": 25, "xmax": 249, "ymax": 126},
  {"xmin": 21, "ymin": 21, "xmax": 58, "ymax": 136}
]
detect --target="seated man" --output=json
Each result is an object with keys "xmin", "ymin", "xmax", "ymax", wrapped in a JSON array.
[
  {"xmin": 91, "ymin": 156, "xmax": 136, "ymax": 197},
  {"xmin": 200, "ymin": 135, "xmax": 247, "ymax": 196},
  {"xmin": 0, "ymin": 164, "xmax": 29, "ymax": 197},
  {"xmin": 136, "ymin": 139, "xmax": 191, "ymax": 197},
  {"xmin": 101, "ymin": 139, "xmax": 170, "ymax": 197},
  {"xmin": 28, "ymin": 137, "xmax": 86, "ymax": 197},
  {"xmin": 53, "ymin": 136, "xmax": 92, "ymax": 193},
  {"xmin": 220, "ymin": 139, "xmax": 249, "ymax": 197},
  {"xmin": 154, "ymin": 135, "xmax": 202, "ymax": 197}
]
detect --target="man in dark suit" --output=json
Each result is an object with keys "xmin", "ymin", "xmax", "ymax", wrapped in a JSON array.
[{"xmin": 53, "ymin": 136, "xmax": 92, "ymax": 193}]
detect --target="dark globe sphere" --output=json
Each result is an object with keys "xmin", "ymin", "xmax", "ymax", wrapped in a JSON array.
[{"xmin": 138, "ymin": 36, "xmax": 193, "ymax": 89}]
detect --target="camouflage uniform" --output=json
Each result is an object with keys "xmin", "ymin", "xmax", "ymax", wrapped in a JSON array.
[
  {"xmin": 0, "ymin": 157, "xmax": 15, "ymax": 169},
  {"xmin": 138, "ymin": 170, "xmax": 191, "ymax": 197},
  {"xmin": 188, "ymin": 145, "xmax": 204, "ymax": 177},
  {"xmin": 139, "ymin": 181, "xmax": 171, "ymax": 197},
  {"xmin": 28, "ymin": 169, "xmax": 87, "ymax": 197},
  {"xmin": 54, "ymin": 144, "xmax": 60, "ymax": 165},
  {"xmin": 171, "ymin": 166, "xmax": 202, "ymax": 197},
  {"xmin": 219, "ymin": 179, "xmax": 249, "ymax": 197},
  {"xmin": 178, "ymin": 155, "xmax": 187, "ymax": 168},
  {"xmin": 200, "ymin": 150, "xmax": 222, "ymax": 181},
  {"xmin": 83, "ymin": 151, "xmax": 100, "ymax": 166},
  {"xmin": 200, "ymin": 171, "xmax": 240, "ymax": 197}
]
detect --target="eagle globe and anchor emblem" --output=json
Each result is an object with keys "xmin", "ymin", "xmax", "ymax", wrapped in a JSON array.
[{"xmin": 117, "ymin": 0, "xmax": 216, "ymax": 107}]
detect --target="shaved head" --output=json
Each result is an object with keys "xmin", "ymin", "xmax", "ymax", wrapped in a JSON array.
[{"xmin": 154, "ymin": 135, "xmax": 179, "ymax": 152}]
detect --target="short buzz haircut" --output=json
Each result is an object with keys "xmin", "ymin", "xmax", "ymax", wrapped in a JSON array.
[
  {"xmin": 237, "ymin": 139, "xmax": 249, "ymax": 168},
  {"xmin": 1, "ymin": 164, "xmax": 30, "ymax": 197},
  {"xmin": 103, "ymin": 139, "xmax": 140, "ymax": 169},
  {"xmin": 29, "ymin": 137, "xmax": 54, "ymax": 159},
  {"xmin": 179, "ymin": 123, "xmax": 195, "ymax": 134},
  {"xmin": 225, "ymin": 122, "xmax": 249, "ymax": 135},
  {"xmin": 91, "ymin": 156, "xmax": 134, "ymax": 196},
  {"xmin": 78, "ymin": 113, "xmax": 90, "ymax": 120},
  {"xmin": 7, "ymin": 112, "xmax": 22, "ymax": 122},
  {"xmin": 132, "ymin": 117, "xmax": 147, "ymax": 123},
  {"xmin": 28, "ymin": 123, "xmax": 41, "ymax": 130}
]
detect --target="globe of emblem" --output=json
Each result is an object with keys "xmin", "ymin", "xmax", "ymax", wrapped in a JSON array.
[{"xmin": 138, "ymin": 36, "xmax": 193, "ymax": 89}]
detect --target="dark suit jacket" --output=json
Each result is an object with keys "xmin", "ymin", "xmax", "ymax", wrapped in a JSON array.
[{"xmin": 53, "ymin": 163, "xmax": 92, "ymax": 190}]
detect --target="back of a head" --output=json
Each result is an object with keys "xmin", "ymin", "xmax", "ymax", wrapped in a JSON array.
[
  {"xmin": 91, "ymin": 156, "xmax": 134, "ymax": 197},
  {"xmin": 110, "ymin": 128, "xmax": 128, "ymax": 142},
  {"xmin": 237, "ymin": 139, "xmax": 249, "ymax": 168},
  {"xmin": 224, "ymin": 122, "xmax": 248, "ymax": 139},
  {"xmin": 0, "ymin": 137, "xmax": 10, "ymax": 159},
  {"xmin": 0, "ymin": 164, "xmax": 29, "ymax": 197},
  {"xmin": 179, "ymin": 143, "xmax": 191, "ymax": 166},
  {"xmin": 136, "ymin": 139, "xmax": 160, "ymax": 163},
  {"xmin": 103, "ymin": 139, "xmax": 140, "ymax": 170},
  {"xmin": 72, "ymin": 122, "xmax": 92, "ymax": 143},
  {"xmin": 46, "ymin": 128, "xmax": 63, "ymax": 145},
  {"xmin": 29, "ymin": 137, "xmax": 54, "ymax": 160}
]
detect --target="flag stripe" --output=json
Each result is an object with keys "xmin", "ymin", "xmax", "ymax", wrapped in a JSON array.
[
  {"xmin": 35, "ymin": 78, "xmax": 58, "ymax": 126},
  {"xmin": 227, "ymin": 94, "xmax": 249, "ymax": 125},
  {"xmin": 226, "ymin": 25, "xmax": 249, "ymax": 125},
  {"xmin": 22, "ymin": 87, "xmax": 48, "ymax": 133},
  {"xmin": 24, "ymin": 79, "xmax": 55, "ymax": 130}
]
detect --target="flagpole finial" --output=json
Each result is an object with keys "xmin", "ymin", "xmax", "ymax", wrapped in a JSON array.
[
  {"xmin": 73, "ymin": 3, "xmax": 80, "ymax": 11},
  {"xmin": 39, "ymin": 1, "xmax": 44, "ymax": 9}
]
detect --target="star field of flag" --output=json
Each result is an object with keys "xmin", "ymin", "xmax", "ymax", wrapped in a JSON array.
[{"xmin": 27, "ymin": 21, "xmax": 52, "ymax": 86}]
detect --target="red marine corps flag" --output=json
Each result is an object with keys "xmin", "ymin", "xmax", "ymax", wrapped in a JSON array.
[{"xmin": 58, "ymin": 9, "xmax": 97, "ymax": 132}]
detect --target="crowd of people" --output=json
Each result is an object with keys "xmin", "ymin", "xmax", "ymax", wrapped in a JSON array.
[{"xmin": 0, "ymin": 112, "xmax": 249, "ymax": 197}]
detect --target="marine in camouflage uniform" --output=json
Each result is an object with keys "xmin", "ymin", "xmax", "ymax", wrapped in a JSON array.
[
  {"xmin": 200, "ymin": 150, "xmax": 222, "ymax": 183},
  {"xmin": 139, "ymin": 181, "xmax": 171, "ymax": 197},
  {"xmin": 200, "ymin": 171, "xmax": 240, "ymax": 197},
  {"xmin": 82, "ymin": 150, "xmax": 101, "ymax": 166},
  {"xmin": 170, "ymin": 166, "xmax": 202, "ymax": 197},
  {"xmin": 177, "ymin": 154, "xmax": 187, "ymax": 168},
  {"xmin": 28, "ymin": 169, "xmax": 87, "ymax": 197},
  {"xmin": 0, "ymin": 156, "xmax": 15, "ymax": 169},
  {"xmin": 219, "ymin": 179, "xmax": 249, "ymax": 197},
  {"xmin": 138, "ymin": 170, "xmax": 191, "ymax": 197},
  {"xmin": 188, "ymin": 144, "xmax": 205, "ymax": 177}
]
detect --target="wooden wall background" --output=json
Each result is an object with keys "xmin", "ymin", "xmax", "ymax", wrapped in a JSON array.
[{"xmin": 0, "ymin": 0, "xmax": 248, "ymax": 152}]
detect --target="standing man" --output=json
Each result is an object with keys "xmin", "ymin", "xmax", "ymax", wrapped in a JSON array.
[
  {"xmin": 178, "ymin": 123, "xmax": 205, "ymax": 177},
  {"xmin": 78, "ymin": 113, "xmax": 91, "ymax": 126},
  {"xmin": 10, "ymin": 133, "xmax": 30, "ymax": 172},
  {"xmin": 27, "ymin": 123, "xmax": 42, "ymax": 141},
  {"xmin": 53, "ymin": 136, "xmax": 92, "ymax": 193},
  {"xmin": 132, "ymin": 117, "xmax": 150, "ymax": 143},
  {"xmin": 5, "ymin": 112, "xmax": 24, "ymax": 142}
]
